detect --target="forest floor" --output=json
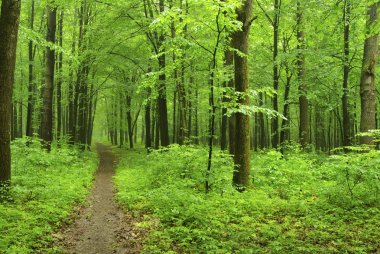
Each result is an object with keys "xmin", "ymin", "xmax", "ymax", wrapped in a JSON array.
[{"xmin": 54, "ymin": 144, "xmax": 144, "ymax": 254}]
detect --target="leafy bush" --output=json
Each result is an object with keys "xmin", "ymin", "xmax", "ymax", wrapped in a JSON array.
[
  {"xmin": 0, "ymin": 139, "xmax": 97, "ymax": 253},
  {"xmin": 115, "ymin": 146, "xmax": 380, "ymax": 253}
]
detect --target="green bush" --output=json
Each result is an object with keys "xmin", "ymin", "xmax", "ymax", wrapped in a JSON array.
[
  {"xmin": 0, "ymin": 139, "xmax": 97, "ymax": 254},
  {"xmin": 115, "ymin": 145, "xmax": 380, "ymax": 253}
]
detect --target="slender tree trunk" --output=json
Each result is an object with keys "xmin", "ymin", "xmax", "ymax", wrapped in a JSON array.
[
  {"xmin": 11, "ymin": 104, "xmax": 17, "ymax": 140},
  {"xmin": 155, "ymin": 103, "xmax": 160, "ymax": 149},
  {"xmin": 145, "ymin": 88, "xmax": 152, "ymax": 149},
  {"xmin": 157, "ymin": 0, "xmax": 170, "ymax": 147},
  {"xmin": 126, "ymin": 94, "xmax": 134, "ymax": 149},
  {"xmin": 41, "ymin": 4, "xmax": 57, "ymax": 151},
  {"xmin": 232, "ymin": 0, "xmax": 253, "ymax": 190},
  {"xmin": 222, "ymin": 50, "xmax": 233, "ymax": 151},
  {"xmin": 280, "ymin": 66, "xmax": 292, "ymax": 144},
  {"xmin": 0, "ymin": 0, "xmax": 21, "ymax": 184},
  {"xmin": 194, "ymin": 89, "xmax": 199, "ymax": 145},
  {"xmin": 227, "ymin": 55, "xmax": 236, "ymax": 154},
  {"xmin": 259, "ymin": 93, "xmax": 265, "ymax": 149},
  {"xmin": 187, "ymin": 68, "xmax": 193, "ymax": 140},
  {"xmin": 342, "ymin": 0, "xmax": 351, "ymax": 147},
  {"xmin": 68, "ymin": 10, "xmax": 77, "ymax": 145},
  {"xmin": 360, "ymin": 2, "xmax": 379, "ymax": 145},
  {"xmin": 271, "ymin": 0, "xmax": 280, "ymax": 149},
  {"xmin": 26, "ymin": 0, "xmax": 35, "ymax": 138},
  {"xmin": 57, "ymin": 10, "xmax": 64, "ymax": 145},
  {"xmin": 119, "ymin": 93, "xmax": 124, "ymax": 147},
  {"xmin": 297, "ymin": 0, "xmax": 309, "ymax": 148}
]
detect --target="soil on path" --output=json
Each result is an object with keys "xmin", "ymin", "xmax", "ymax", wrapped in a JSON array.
[{"xmin": 56, "ymin": 144, "xmax": 143, "ymax": 254}]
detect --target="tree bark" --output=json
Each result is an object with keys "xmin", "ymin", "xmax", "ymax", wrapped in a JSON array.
[
  {"xmin": 126, "ymin": 94, "xmax": 134, "ymax": 149},
  {"xmin": 41, "ymin": 3, "xmax": 56, "ymax": 151},
  {"xmin": 360, "ymin": 2, "xmax": 379, "ymax": 145},
  {"xmin": 57, "ymin": 10, "xmax": 64, "ymax": 145},
  {"xmin": 145, "ymin": 86, "xmax": 152, "ymax": 149},
  {"xmin": 297, "ymin": 0, "xmax": 309, "ymax": 148},
  {"xmin": 232, "ymin": 0, "xmax": 253, "ymax": 190},
  {"xmin": 0, "ymin": 0, "xmax": 21, "ymax": 184},
  {"xmin": 26, "ymin": 0, "xmax": 35, "ymax": 138},
  {"xmin": 157, "ymin": 0, "xmax": 170, "ymax": 147},
  {"xmin": 68, "ymin": 9, "xmax": 77, "ymax": 145},
  {"xmin": 342, "ymin": 0, "xmax": 351, "ymax": 147},
  {"xmin": 271, "ymin": 0, "xmax": 280, "ymax": 149}
]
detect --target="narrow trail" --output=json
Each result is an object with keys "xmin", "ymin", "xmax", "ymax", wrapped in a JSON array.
[{"xmin": 57, "ymin": 144, "xmax": 142, "ymax": 254}]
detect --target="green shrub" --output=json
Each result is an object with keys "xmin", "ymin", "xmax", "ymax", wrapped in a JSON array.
[
  {"xmin": 0, "ymin": 139, "xmax": 97, "ymax": 253},
  {"xmin": 115, "ymin": 146, "xmax": 380, "ymax": 253}
]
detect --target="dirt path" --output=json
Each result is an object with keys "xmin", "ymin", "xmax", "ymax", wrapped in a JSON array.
[{"xmin": 57, "ymin": 144, "xmax": 143, "ymax": 254}]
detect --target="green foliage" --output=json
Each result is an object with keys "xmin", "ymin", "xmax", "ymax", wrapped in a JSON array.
[
  {"xmin": 115, "ymin": 146, "xmax": 380, "ymax": 253},
  {"xmin": 0, "ymin": 140, "xmax": 97, "ymax": 253}
]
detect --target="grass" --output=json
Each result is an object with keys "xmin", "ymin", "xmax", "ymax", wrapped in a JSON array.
[
  {"xmin": 0, "ymin": 139, "xmax": 98, "ymax": 254},
  {"xmin": 114, "ymin": 144, "xmax": 380, "ymax": 253}
]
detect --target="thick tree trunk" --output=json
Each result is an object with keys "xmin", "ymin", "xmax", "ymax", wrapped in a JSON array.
[
  {"xmin": 0, "ymin": 0, "xmax": 21, "ymax": 184},
  {"xmin": 232, "ymin": 0, "xmax": 253, "ymax": 190},
  {"xmin": 360, "ymin": 2, "xmax": 378, "ymax": 145},
  {"xmin": 41, "ymin": 4, "xmax": 57, "ymax": 151},
  {"xmin": 297, "ymin": 0, "xmax": 309, "ymax": 148}
]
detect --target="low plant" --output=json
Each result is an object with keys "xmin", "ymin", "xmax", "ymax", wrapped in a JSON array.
[{"xmin": 0, "ymin": 139, "xmax": 97, "ymax": 253}]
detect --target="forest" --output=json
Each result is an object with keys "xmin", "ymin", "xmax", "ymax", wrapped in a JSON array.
[{"xmin": 0, "ymin": 0, "xmax": 380, "ymax": 253}]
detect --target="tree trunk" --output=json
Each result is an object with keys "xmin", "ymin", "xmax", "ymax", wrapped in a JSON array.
[
  {"xmin": 119, "ymin": 93, "xmax": 124, "ymax": 147},
  {"xmin": 342, "ymin": 0, "xmax": 351, "ymax": 147},
  {"xmin": 360, "ymin": 2, "xmax": 378, "ymax": 145},
  {"xmin": 41, "ymin": 4, "xmax": 57, "ymax": 151},
  {"xmin": 194, "ymin": 89, "xmax": 199, "ymax": 145},
  {"xmin": 68, "ymin": 10, "xmax": 77, "ymax": 145},
  {"xmin": 280, "ymin": 65, "xmax": 292, "ymax": 145},
  {"xmin": 155, "ymin": 103, "xmax": 160, "ymax": 149},
  {"xmin": 145, "ymin": 88, "xmax": 152, "ymax": 149},
  {"xmin": 232, "ymin": 0, "xmax": 253, "ymax": 190},
  {"xmin": 26, "ymin": 0, "xmax": 35, "ymax": 138},
  {"xmin": 157, "ymin": 0, "xmax": 170, "ymax": 147},
  {"xmin": 271, "ymin": 0, "xmax": 280, "ymax": 149},
  {"xmin": 126, "ymin": 94, "xmax": 134, "ymax": 149},
  {"xmin": 0, "ymin": 0, "xmax": 21, "ymax": 184},
  {"xmin": 222, "ymin": 50, "xmax": 233, "ymax": 151},
  {"xmin": 297, "ymin": 0, "xmax": 309, "ymax": 148},
  {"xmin": 57, "ymin": 10, "xmax": 64, "ymax": 145}
]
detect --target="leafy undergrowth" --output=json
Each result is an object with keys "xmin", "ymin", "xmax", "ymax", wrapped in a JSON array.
[
  {"xmin": 0, "ymin": 139, "xmax": 97, "ymax": 254},
  {"xmin": 115, "ymin": 145, "xmax": 380, "ymax": 253}
]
